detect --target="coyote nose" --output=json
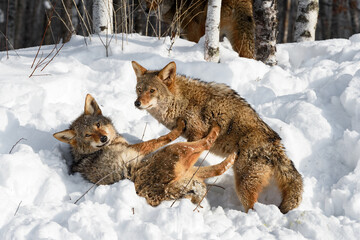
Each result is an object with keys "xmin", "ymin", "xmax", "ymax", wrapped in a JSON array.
[
  {"xmin": 100, "ymin": 135, "xmax": 108, "ymax": 143},
  {"xmin": 134, "ymin": 100, "xmax": 141, "ymax": 108}
]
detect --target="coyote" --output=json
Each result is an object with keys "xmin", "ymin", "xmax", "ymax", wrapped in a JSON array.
[
  {"xmin": 145, "ymin": 0, "xmax": 255, "ymax": 59},
  {"xmin": 132, "ymin": 61, "xmax": 304, "ymax": 213},
  {"xmin": 53, "ymin": 94, "xmax": 235, "ymax": 206}
]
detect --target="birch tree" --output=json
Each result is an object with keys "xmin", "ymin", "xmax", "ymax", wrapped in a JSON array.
[
  {"xmin": 254, "ymin": 0, "xmax": 278, "ymax": 65},
  {"xmin": 93, "ymin": 0, "xmax": 113, "ymax": 34},
  {"xmin": 294, "ymin": 0, "xmax": 319, "ymax": 42},
  {"xmin": 204, "ymin": 0, "xmax": 221, "ymax": 62}
]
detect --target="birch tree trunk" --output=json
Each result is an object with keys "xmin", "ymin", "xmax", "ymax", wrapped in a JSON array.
[
  {"xmin": 204, "ymin": 0, "xmax": 221, "ymax": 62},
  {"xmin": 93, "ymin": 0, "xmax": 113, "ymax": 34},
  {"xmin": 254, "ymin": 0, "xmax": 278, "ymax": 65},
  {"xmin": 294, "ymin": 0, "xmax": 319, "ymax": 42}
]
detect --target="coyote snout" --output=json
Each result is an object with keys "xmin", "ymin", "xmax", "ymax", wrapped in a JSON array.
[{"xmin": 134, "ymin": 95, "xmax": 157, "ymax": 110}]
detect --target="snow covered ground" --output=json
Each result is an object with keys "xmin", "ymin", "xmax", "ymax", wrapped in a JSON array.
[{"xmin": 0, "ymin": 33, "xmax": 360, "ymax": 239}]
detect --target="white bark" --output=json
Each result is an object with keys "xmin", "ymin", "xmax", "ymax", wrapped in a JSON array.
[
  {"xmin": 294, "ymin": 0, "xmax": 319, "ymax": 42},
  {"xmin": 254, "ymin": 0, "xmax": 278, "ymax": 66},
  {"xmin": 204, "ymin": 0, "xmax": 221, "ymax": 62},
  {"xmin": 93, "ymin": 0, "xmax": 113, "ymax": 34}
]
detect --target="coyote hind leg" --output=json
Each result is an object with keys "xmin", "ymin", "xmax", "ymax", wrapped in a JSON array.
[{"xmin": 234, "ymin": 156, "xmax": 273, "ymax": 212}]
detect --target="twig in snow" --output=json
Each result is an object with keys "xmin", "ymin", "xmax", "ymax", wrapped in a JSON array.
[
  {"xmin": 29, "ymin": 43, "xmax": 64, "ymax": 78},
  {"xmin": 14, "ymin": 201, "xmax": 22, "ymax": 216},
  {"xmin": 141, "ymin": 122, "xmax": 148, "ymax": 140},
  {"xmin": 40, "ymin": 43, "xmax": 65, "ymax": 71},
  {"xmin": 9, "ymin": 138, "xmax": 27, "ymax": 154},
  {"xmin": 0, "ymin": 31, "xmax": 19, "ymax": 57},
  {"xmin": 74, "ymin": 169, "xmax": 116, "ymax": 204},
  {"xmin": 31, "ymin": 2, "xmax": 56, "ymax": 69},
  {"xmin": 97, "ymin": 33, "xmax": 115, "ymax": 57}
]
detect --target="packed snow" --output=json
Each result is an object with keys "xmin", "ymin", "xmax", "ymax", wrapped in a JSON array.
[{"xmin": 0, "ymin": 33, "xmax": 360, "ymax": 239}]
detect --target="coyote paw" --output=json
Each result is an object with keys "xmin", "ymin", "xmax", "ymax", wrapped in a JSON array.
[{"xmin": 176, "ymin": 118, "xmax": 186, "ymax": 132}]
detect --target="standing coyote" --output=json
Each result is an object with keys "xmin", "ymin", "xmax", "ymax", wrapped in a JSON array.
[
  {"xmin": 145, "ymin": 0, "xmax": 255, "ymax": 59},
  {"xmin": 132, "ymin": 61, "xmax": 304, "ymax": 213},
  {"xmin": 53, "ymin": 94, "xmax": 235, "ymax": 206}
]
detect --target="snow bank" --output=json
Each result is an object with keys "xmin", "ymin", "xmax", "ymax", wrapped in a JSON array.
[{"xmin": 1, "ymin": 33, "xmax": 360, "ymax": 239}]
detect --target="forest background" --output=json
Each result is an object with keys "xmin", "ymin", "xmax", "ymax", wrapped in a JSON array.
[{"xmin": 0, "ymin": 0, "xmax": 359, "ymax": 52}]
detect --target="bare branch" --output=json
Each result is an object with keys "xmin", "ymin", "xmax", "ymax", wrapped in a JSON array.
[{"xmin": 9, "ymin": 138, "xmax": 27, "ymax": 154}]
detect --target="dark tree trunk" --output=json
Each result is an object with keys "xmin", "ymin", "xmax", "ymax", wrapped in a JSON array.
[
  {"xmin": 282, "ymin": 0, "xmax": 291, "ymax": 43},
  {"xmin": 319, "ymin": 0, "xmax": 331, "ymax": 40},
  {"xmin": 6, "ymin": 0, "xmax": 17, "ymax": 50},
  {"xmin": 349, "ymin": 0, "xmax": 359, "ymax": 34}
]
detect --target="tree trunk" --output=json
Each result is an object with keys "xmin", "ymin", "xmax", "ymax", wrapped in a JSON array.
[
  {"xmin": 254, "ymin": 0, "xmax": 278, "ymax": 65},
  {"xmin": 319, "ymin": 0, "xmax": 331, "ymax": 39},
  {"xmin": 294, "ymin": 0, "xmax": 319, "ymax": 42},
  {"xmin": 282, "ymin": 0, "xmax": 291, "ymax": 43},
  {"xmin": 204, "ymin": 0, "xmax": 221, "ymax": 62},
  {"xmin": 349, "ymin": 0, "xmax": 359, "ymax": 34},
  {"xmin": 6, "ymin": 0, "xmax": 17, "ymax": 50},
  {"xmin": 93, "ymin": 0, "xmax": 113, "ymax": 34}
]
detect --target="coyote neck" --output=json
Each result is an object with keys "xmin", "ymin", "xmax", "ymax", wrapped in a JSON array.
[
  {"xmin": 74, "ymin": 149, "xmax": 103, "ymax": 164},
  {"xmin": 148, "ymin": 95, "xmax": 188, "ymax": 129}
]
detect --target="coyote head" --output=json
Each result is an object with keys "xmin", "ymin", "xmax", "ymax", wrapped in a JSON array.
[
  {"xmin": 132, "ymin": 61, "xmax": 176, "ymax": 110},
  {"xmin": 53, "ymin": 94, "xmax": 117, "ymax": 155}
]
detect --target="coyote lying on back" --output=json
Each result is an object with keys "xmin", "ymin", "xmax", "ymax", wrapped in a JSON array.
[
  {"xmin": 132, "ymin": 61, "xmax": 304, "ymax": 213},
  {"xmin": 53, "ymin": 94, "xmax": 235, "ymax": 206}
]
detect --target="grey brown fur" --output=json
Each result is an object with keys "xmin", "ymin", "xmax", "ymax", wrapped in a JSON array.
[{"xmin": 132, "ymin": 61, "xmax": 303, "ymax": 213}]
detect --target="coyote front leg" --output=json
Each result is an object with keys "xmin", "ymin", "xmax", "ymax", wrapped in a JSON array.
[{"xmin": 131, "ymin": 118, "xmax": 186, "ymax": 155}]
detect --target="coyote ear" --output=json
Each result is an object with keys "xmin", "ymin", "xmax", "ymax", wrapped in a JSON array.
[
  {"xmin": 132, "ymin": 61, "xmax": 147, "ymax": 78},
  {"xmin": 158, "ymin": 61, "xmax": 176, "ymax": 85},
  {"xmin": 84, "ymin": 94, "xmax": 102, "ymax": 116},
  {"xmin": 53, "ymin": 129, "xmax": 76, "ymax": 144}
]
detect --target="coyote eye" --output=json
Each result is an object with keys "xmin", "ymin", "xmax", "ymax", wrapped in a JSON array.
[
  {"xmin": 137, "ymin": 87, "xmax": 142, "ymax": 93},
  {"xmin": 96, "ymin": 123, "xmax": 100, "ymax": 128},
  {"xmin": 85, "ymin": 134, "xmax": 91, "ymax": 137},
  {"xmin": 150, "ymin": 89, "xmax": 155, "ymax": 93}
]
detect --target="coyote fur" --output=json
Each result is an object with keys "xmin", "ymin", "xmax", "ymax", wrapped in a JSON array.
[
  {"xmin": 132, "ymin": 61, "xmax": 304, "ymax": 213},
  {"xmin": 145, "ymin": 0, "xmax": 255, "ymax": 59},
  {"xmin": 53, "ymin": 94, "xmax": 235, "ymax": 206}
]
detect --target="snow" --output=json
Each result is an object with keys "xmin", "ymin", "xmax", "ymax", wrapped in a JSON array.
[{"xmin": 1, "ymin": 33, "xmax": 360, "ymax": 239}]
